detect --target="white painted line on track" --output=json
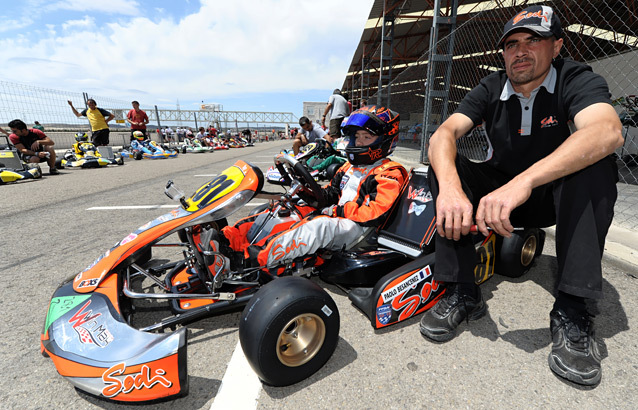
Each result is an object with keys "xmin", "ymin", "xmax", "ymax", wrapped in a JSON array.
[
  {"xmin": 210, "ymin": 341, "xmax": 262, "ymax": 410},
  {"xmin": 87, "ymin": 203, "xmax": 268, "ymax": 211}
]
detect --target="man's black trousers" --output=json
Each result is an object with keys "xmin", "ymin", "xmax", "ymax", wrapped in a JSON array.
[{"xmin": 428, "ymin": 156, "xmax": 618, "ymax": 299}]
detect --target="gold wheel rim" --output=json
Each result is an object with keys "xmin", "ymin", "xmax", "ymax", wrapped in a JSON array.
[
  {"xmin": 520, "ymin": 235, "xmax": 537, "ymax": 267},
  {"xmin": 276, "ymin": 313, "xmax": 326, "ymax": 367}
]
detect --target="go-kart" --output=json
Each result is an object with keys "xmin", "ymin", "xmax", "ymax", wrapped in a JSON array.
[
  {"xmin": 121, "ymin": 139, "xmax": 179, "ymax": 160},
  {"xmin": 56, "ymin": 141, "xmax": 124, "ymax": 168},
  {"xmin": 179, "ymin": 137, "xmax": 213, "ymax": 154},
  {"xmin": 0, "ymin": 136, "xmax": 42, "ymax": 184},
  {"xmin": 227, "ymin": 138, "xmax": 245, "ymax": 148},
  {"xmin": 265, "ymin": 138, "xmax": 345, "ymax": 184},
  {"xmin": 41, "ymin": 154, "xmax": 544, "ymax": 402},
  {"xmin": 205, "ymin": 136, "xmax": 229, "ymax": 150}
]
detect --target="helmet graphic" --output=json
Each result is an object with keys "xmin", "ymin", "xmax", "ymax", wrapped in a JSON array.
[
  {"xmin": 75, "ymin": 132, "xmax": 89, "ymax": 143},
  {"xmin": 133, "ymin": 130, "xmax": 145, "ymax": 141},
  {"xmin": 341, "ymin": 105, "xmax": 400, "ymax": 165}
]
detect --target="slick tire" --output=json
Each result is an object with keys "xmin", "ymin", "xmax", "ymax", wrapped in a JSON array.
[
  {"xmin": 135, "ymin": 151, "xmax": 143, "ymax": 160},
  {"xmin": 496, "ymin": 228, "xmax": 545, "ymax": 278},
  {"xmin": 55, "ymin": 159, "xmax": 64, "ymax": 169},
  {"xmin": 239, "ymin": 277, "xmax": 340, "ymax": 386}
]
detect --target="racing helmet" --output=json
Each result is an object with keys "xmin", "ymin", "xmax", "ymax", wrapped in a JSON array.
[
  {"xmin": 341, "ymin": 105, "xmax": 400, "ymax": 165},
  {"xmin": 75, "ymin": 132, "xmax": 89, "ymax": 143},
  {"xmin": 132, "ymin": 130, "xmax": 145, "ymax": 141}
]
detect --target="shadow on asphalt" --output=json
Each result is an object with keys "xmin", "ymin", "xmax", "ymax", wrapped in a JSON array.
[
  {"xmin": 261, "ymin": 336, "xmax": 358, "ymax": 399},
  {"xmin": 473, "ymin": 254, "xmax": 627, "ymax": 358}
]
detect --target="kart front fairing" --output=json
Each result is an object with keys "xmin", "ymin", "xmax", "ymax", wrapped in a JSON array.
[{"xmin": 41, "ymin": 160, "xmax": 263, "ymax": 402}]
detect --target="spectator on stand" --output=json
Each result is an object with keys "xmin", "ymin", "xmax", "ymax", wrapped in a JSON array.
[
  {"xmin": 8, "ymin": 119, "xmax": 59, "ymax": 175},
  {"xmin": 68, "ymin": 99, "xmax": 114, "ymax": 146},
  {"xmin": 33, "ymin": 121, "xmax": 44, "ymax": 131},
  {"xmin": 126, "ymin": 101, "xmax": 149, "ymax": 142}
]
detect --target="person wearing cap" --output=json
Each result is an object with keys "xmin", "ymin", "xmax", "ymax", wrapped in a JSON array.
[
  {"xmin": 322, "ymin": 89, "xmax": 350, "ymax": 137},
  {"xmin": 293, "ymin": 116, "xmax": 329, "ymax": 155},
  {"xmin": 420, "ymin": 5, "xmax": 623, "ymax": 386}
]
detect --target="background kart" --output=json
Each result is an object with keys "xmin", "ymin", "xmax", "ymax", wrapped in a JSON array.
[
  {"xmin": 205, "ymin": 137, "xmax": 229, "ymax": 150},
  {"xmin": 41, "ymin": 155, "xmax": 544, "ymax": 402},
  {"xmin": 56, "ymin": 141, "xmax": 124, "ymax": 168},
  {"xmin": 0, "ymin": 135, "xmax": 43, "ymax": 184},
  {"xmin": 121, "ymin": 139, "xmax": 179, "ymax": 160},
  {"xmin": 179, "ymin": 138, "xmax": 213, "ymax": 153},
  {"xmin": 265, "ymin": 138, "xmax": 345, "ymax": 185}
]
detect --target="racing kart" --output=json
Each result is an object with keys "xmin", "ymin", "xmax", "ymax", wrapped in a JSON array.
[
  {"xmin": 205, "ymin": 137, "xmax": 229, "ymax": 150},
  {"xmin": 56, "ymin": 142, "xmax": 124, "ymax": 169},
  {"xmin": 265, "ymin": 138, "xmax": 345, "ymax": 184},
  {"xmin": 121, "ymin": 139, "xmax": 179, "ymax": 160},
  {"xmin": 179, "ymin": 137, "xmax": 213, "ymax": 154},
  {"xmin": 227, "ymin": 138, "xmax": 245, "ymax": 148},
  {"xmin": 41, "ymin": 155, "xmax": 544, "ymax": 402},
  {"xmin": 0, "ymin": 136, "xmax": 42, "ymax": 184}
]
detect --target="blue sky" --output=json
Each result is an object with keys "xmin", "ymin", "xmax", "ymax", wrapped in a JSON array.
[{"xmin": 0, "ymin": 0, "xmax": 373, "ymax": 117}]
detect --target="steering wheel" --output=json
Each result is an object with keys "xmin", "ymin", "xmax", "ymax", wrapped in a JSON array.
[{"xmin": 275, "ymin": 154, "xmax": 327, "ymax": 209}]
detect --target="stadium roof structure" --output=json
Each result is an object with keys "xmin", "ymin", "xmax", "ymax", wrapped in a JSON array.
[{"xmin": 341, "ymin": 0, "xmax": 638, "ymax": 116}]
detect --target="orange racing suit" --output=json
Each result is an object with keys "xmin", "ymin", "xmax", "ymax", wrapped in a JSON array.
[{"xmin": 222, "ymin": 158, "xmax": 407, "ymax": 267}]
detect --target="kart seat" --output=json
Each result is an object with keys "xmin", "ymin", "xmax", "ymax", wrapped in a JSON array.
[{"xmin": 376, "ymin": 167, "xmax": 436, "ymax": 258}]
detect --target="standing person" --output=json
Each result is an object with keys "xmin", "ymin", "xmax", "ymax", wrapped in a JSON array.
[
  {"xmin": 126, "ymin": 101, "xmax": 149, "ymax": 142},
  {"xmin": 322, "ymin": 89, "xmax": 350, "ymax": 138},
  {"xmin": 419, "ymin": 5, "xmax": 624, "ymax": 386},
  {"xmin": 8, "ymin": 119, "xmax": 59, "ymax": 175},
  {"xmin": 68, "ymin": 99, "xmax": 114, "ymax": 146},
  {"xmin": 33, "ymin": 121, "xmax": 44, "ymax": 131},
  {"xmin": 293, "ymin": 116, "xmax": 328, "ymax": 155}
]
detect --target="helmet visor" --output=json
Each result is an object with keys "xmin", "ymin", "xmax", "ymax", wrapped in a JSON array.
[{"xmin": 342, "ymin": 112, "xmax": 386, "ymax": 137}]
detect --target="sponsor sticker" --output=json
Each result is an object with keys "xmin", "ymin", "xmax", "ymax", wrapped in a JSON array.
[
  {"xmin": 376, "ymin": 305, "xmax": 392, "ymax": 325},
  {"xmin": 102, "ymin": 363, "xmax": 172, "ymax": 398},
  {"xmin": 321, "ymin": 305, "xmax": 333, "ymax": 317},
  {"xmin": 119, "ymin": 233, "xmax": 138, "ymax": 246},
  {"xmin": 381, "ymin": 266, "xmax": 432, "ymax": 303},
  {"xmin": 408, "ymin": 202, "xmax": 426, "ymax": 216},
  {"xmin": 68, "ymin": 300, "xmax": 114, "ymax": 348},
  {"xmin": 78, "ymin": 278, "xmax": 100, "ymax": 288}
]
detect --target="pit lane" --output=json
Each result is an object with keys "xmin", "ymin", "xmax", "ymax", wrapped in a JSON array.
[{"xmin": 2, "ymin": 139, "xmax": 636, "ymax": 409}]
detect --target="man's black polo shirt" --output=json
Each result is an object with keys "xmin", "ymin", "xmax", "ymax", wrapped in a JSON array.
[{"xmin": 456, "ymin": 58, "xmax": 612, "ymax": 177}]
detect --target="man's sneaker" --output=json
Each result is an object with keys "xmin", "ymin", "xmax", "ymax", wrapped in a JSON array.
[
  {"xmin": 49, "ymin": 167, "xmax": 60, "ymax": 175},
  {"xmin": 548, "ymin": 308, "xmax": 602, "ymax": 386},
  {"xmin": 419, "ymin": 285, "xmax": 487, "ymax": 342}
]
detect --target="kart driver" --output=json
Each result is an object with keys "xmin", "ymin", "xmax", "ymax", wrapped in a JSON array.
[
  {"xmin": 215, "ymin": 106, "xmax": 407, "ymax": 270},
  {"xmin": 419, "ymin": 5, "xmax": 624, "ymax": 386},
  {"xmin": 72, "ymin": 132, "xmax": 94, "ymax": 156}
]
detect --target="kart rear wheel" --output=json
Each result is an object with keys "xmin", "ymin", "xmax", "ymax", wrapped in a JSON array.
[
  {"xmin": 239, "ymin": 276, "xmax": 339, "ymax": 386},
  {"xmin": 496, "ymin": 228, "xmax": 544, "ymax": 278}
]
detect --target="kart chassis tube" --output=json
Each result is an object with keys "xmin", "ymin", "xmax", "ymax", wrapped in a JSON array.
[{"xmin": 123, "ymin": 263, "xmax": 236, "ymax": 301}]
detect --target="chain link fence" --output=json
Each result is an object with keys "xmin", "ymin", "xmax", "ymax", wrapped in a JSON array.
[
  {"xmin": 0, "ymin": 81, "xmax": 293, "ymax": 149},
  {"xmin": 371, "ymin": 0, "xmax": 638, "ymax": 230}
]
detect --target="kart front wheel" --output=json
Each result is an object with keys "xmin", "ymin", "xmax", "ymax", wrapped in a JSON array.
[
  {"xmin": 239, "ymin": 276, "xmax": 340, "ymax": 386},
  {"xmin": 496, "ymin": 228, "xmax": 545, "ymax": 278},
  {"xmin": 134, "ymin": 151, "xmax": 143, "ymax": 160}
]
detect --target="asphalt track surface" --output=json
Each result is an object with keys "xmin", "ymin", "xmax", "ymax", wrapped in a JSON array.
[{"xmin": 2, "ymin": 140, "xmax": 636, "ymax": 409}]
